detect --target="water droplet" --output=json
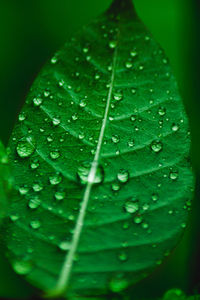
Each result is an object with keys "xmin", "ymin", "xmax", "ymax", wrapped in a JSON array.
[
  {"xmin": 32, "ymin": 183, "xmax": 43, "ymax": 192},
  {"xmin": 51, "ymin": 56, "xmax": 57, "ymax": 64},
  {"xmin": 79, "ymin": 99, "xmax": 86, "ymax": 108},
  {"xmin": 130, "ymin": 115, "xmax": 136, "ymax": 122},
  {"xmin": 12, "ymin": 260, "xmax": 32, "ymax": 275},
  {"xmin": 19, "ymin": 186, "xmax": 29, "ymax": 195},
  {"xmin": 28, "ymin": 197, "xmax": 41, "ymax": 209},
  {"xmin": 52, "ymin": 118, "xmax": 61, "ymax": 126},
  {"xmin": 151, "ymin": 193, "xmax": 158, "ymax": 201},
  {"xmin": 128, "ymin": 141, "xmax": 134, "ymax": 147},
  {"xmin": 30, "ymin": 220, "xmax": 41, "ymax": 229},
  {"xmin": 10, "ymin": 215, "xmax": 19, "ymax": 222},
  {"xmin": 151, "ymin": 141, "xmax": 163, "ymax": 153},
  {"xmin": 112, "ymin": 182, "xmax": 120, "ymax": 191},
  {"xmin": 131, "ymin": 88, "xmax": 136, "ymax": 94},
  {"xmin": 16, "ymin": 140, "xmax": 35, "ymax": 158},
  {"xmin": 77, "ymin": 162, "xmax": 104, "ymax": 184},
  {"xmin": 171, "ymin": 123, "xmax": 179, "ymax": 132},
  {"xmin": 109, "ymin": 278, "xmax": 128, "ymax": 293},
  {"xmin": 55, "ymin": 191, "xmax": 65, "ymax": 201},
  {"xmin": 49, "ymin": 173, "xmax": 62, "ymax": 185},
  {"xmin": 109, "ymin": 40, "xmax": 117, "ymax": 49},
  {"xmin": 94, "ymin": 74, "xmax": 100, "ymax": 80},
  {"xmin": 112, "ymin": 135, "xmax": 120, "ymax": 144},
  {"xmin": 130, "ymin": 50, "xmax": 137, "ymax": 57},
  {"xmin": 125, "ymin": 61, "xmax": 132, "ymax": 69},
  {"xmin": 169, "ymin": 170, "xmax": 178, "ymax": 180},
  {"xmin": 33, "ymin": 97, "xmax": 42, "ymax": 107},
  {"xmin": 113, "ymin": 92, "xmax": 123, "ymax": 101},
  {"xmin": 118, "ymin": 252, "xmax": 127, "ymax": 261},
  {"xmin": 59, "ymin": 241, "xmax": 71, "ymax": 251},
  {"xmin": 158, "ymin": 107, "xmax": 166, "ymax": 116},
  {"xmin": 117, "ymin": 169, "xmax": 129, "ymax": 183},
  {"xmin": 30, "ymin": 159, "xmax": 40, "ymax": 170},
  {"xmin": 134, "ymin": 215, "xmax": 143, "ymax": 224},
  {"xmin": 124, "ymin": 200, "xmax": 139, "ymax": 213},
  {"xmin": 50, "ymin": 151, "xmax": 60, "ymax": 160},
  {"xmin": 72, "ymin": 113, "xmax": 78, "ymax": 121},
  {"xmin": 18, "ymin": 112, "xmax": 26, "ymax": 122},
  {"xmin": 83, "ymin": 47, "xmax": 89, "ymax": 53}
]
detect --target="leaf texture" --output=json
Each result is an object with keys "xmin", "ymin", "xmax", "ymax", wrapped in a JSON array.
[{"xmin": 6, "ymin": 0, "xmax": 194, "ymax": 298}]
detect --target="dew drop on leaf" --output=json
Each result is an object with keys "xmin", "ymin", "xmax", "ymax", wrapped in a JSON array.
[
  {"xmin": 49, "ymin": 174, "xmax": 62, "ymax": 185},
  {"xmin": 124, "ymin": 200, "xmax": 139, "ymax": 213},
  {"xmin": 169, "ymin": 170, "xmax": 179, "ymax": 181},
  {"xmin": 28, "ymin": 197, "xmax": 41, "ymax": 209},
  {"xmin": 118, "ymin": 252, "xmax": 127, "ymax": 261},
  {"xmin": 77, "ymin": 162, "xmax": 104, "ymax": 184},
  {"xmin": 59, "ymin": 241, "xmax": 71, "ymax": 251},
  {"xmin": 125, "ymin": 61, "xmax": 133, "ymax": 69},
  {"xmin": 134, "ymin": 216, "xmax": 143, "ymax": 224},
  {"xmin": 117, "ymin": 169, "xmax": 129, "ymax": 183},
  {"xmin": 50, "ymin": 151, "xmax": 60, "ymax": 160},
  {"xmin": 171, "ymin": 123, "xmax": 179, "ymax": 132},
  {"xmin": 111, "ymin": 182, "xmax": 120, "ymax": 191},
  {"xmin": 112, "ymin": 135, "xmax": 120, "ymax": 144},
  {"xmin": 16, "ymin": 140, "xmax": 35, "ymax": 158},
  {"xmin": 33, "ymin": 97, "xmax": 43, "ymax": 107},
  {"xmin": 158, "ymin": 107, "xmax": 166, "ymax": 116},
  {"xmin": 52, "ymin": 118, "xmax": 61, "ymax": 126},
  {"xmin": 109, "ymin": 40, "xmax": 117, "ymax": 49},
  {"xmin": 55, "ymin": 191, "xmax": 65, "ymax": 201},
  {"xmin": 151, "ymin": 141, "xmax": 163, "ymax": 153},
  {"xmin": 30, "ymin": 220, "xmax": 41, "ymax": 229},
  {"xmin": 113, "ymin": 92, "xmax": 123, "ymax": 101},
  {"xmin": 32, "ymin": 183, "xmax": 43, "ymax": 192}
]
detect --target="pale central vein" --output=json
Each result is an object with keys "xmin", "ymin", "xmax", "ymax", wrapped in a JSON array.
[{"xmin": 49, "ymin": 39, "xmax": 119, "ymax": 297}]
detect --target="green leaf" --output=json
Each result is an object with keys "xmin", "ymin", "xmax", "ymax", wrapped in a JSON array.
[
  {"xmin": 162, "ymin": 289, "xmax": 200, "ymax": 300},
  {"xmin": 6, "ymin": 0, "xmax": 194, "ymax": 298},
  {"xmin": 0, "ymin": 141, "xmax": 11, "ymax": 223}
]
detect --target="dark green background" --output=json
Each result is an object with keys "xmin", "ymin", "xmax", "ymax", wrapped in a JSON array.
[{"xmin": 0, "ymin": 0, "xmax": 199, "ymax": 299}]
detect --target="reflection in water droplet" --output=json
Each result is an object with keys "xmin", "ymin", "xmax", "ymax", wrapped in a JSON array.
[
  {"xmin": 17, "ymin": 141, "xmax": 35, "ymax": 158},
  {"xmin": 117, "ymin": 169, "xmax": 129, "ymax": 183}
]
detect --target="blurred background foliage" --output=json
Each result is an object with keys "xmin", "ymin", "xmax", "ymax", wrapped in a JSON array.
[{"xmin": 0, "ymin": 0, "xmax": 199, "ymax": 299}]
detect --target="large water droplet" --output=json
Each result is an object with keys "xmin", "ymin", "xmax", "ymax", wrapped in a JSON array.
[
  {"xmin": 77, "ymin": 162, "xmax": 104, "ymax": 184},
  {"xmin": 16, "ymin": 140, "xmax": 35, "ymax": 158},
  {"xmin": 124, "ymin": 200, "xmax": 139, "ymax": 213}
]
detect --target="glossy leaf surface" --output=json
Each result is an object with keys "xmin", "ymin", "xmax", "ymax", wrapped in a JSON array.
[{"xmin": 6, "ymin": 0, "xmax": 194, "ymax": 298}]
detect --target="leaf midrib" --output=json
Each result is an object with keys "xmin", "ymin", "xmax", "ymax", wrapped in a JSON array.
[{"xmin": 46, "ymin": 29, "xmax": 120, "ymax": 297}]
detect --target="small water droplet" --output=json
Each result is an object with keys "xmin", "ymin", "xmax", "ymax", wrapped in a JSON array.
[
  {"xmin": 113, "ymin": 92, "xmax": 123, "ymax": 101},
  {"xmin": 32, "ymin": 183, "xmax": 43, "ymax": 192},
  {"xmin": 125, "ymin": 61, "xmax": 133, "ymax": 69},
  {"xmin": 72, "ymin": 113, "xmax": 78, "ymax": 121},
  {"xmin": 130, "ymin": 50, "xmax": 137, "ymax": 57},
  {"xmin": 59, "ymin": 241, "xmax": 71, "ymax": 251},
  {"xmin": 112, "ymin": 182, "xmax": 120, "ymax": 191},
  {"xmin": 171, "ymin": 123, "xmax": 179, "ymax": 132},
  {"xmin": 51, "ymin": 56, "xmax": 57, "ymax": 64},
  {"xmin": 158, "ymin": 107, "xmax": 166, "ymax": 116},
  {"xmin": 49, "ymin": 173, "xmax": 62, "ymax": 185},
  {"xmin": 30, "ymin": 159, "xmax": 40, "ymax": 170},
  {"xmin": 30, "ymin": 220, "xmax": 41, "ymax": 229},
  {"xmin": 112, "ymin": 135, "xmax": 120, "ymax": 144},
  {"xmin": 151, "ymin": 193, "xmax": 158, "ymax": 201},
  {"xmin": 117, "ymin": 169, "xmax": 129, "ymax": 183},
  {"xmin": 18, "ymin": 186, "xmax": 29, "ymax": 195},
  {"xmin": 109, "ymin": 40, "xmax": 117, "ymax": 49},
  {"xmin": 50, "ymin": 151, "xmax": 60, "ymax": 160},
  {"xmin": 16, "ymin": 140, "xmax": 35, "ymax": 158},
  {"xmin": 130, "ymin": 115, "xmax": 136, "ymax": 122},
  {"xmin": 18, "ymin": 112, "xmax": 26, "ymax": 122},
  {"xmin": 134, "ymin": 215, "xmax": 143, "ymax": 224},
  {"xmin": 169, "ymin": 170, "xmax": 178, "ymax": 180},
  {"xmin": 118, "ymin": 252, "xmax": 127, "ymax": 261},
  {"xmin": 55, "ymin": 191, "xmax": 65, "ymax": 201},
  {"xmin": 28, "ymin": 197, "xmax": 41, "ymax": 209},
  {"xmin": 33, "ymin": 97, "xmax": 42, "ymax": 107},
  {"xmin": 151, "ymin": 141, "xmax": 163, "ymax": 153},
  {"xmin": 52, "ymin": 118, "xmax": 61, "ymax": 126}
]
